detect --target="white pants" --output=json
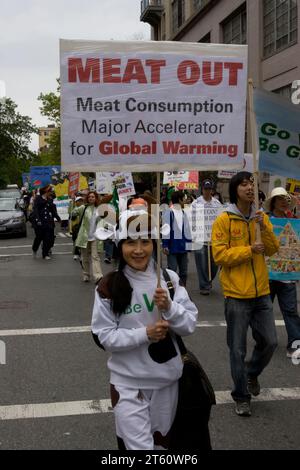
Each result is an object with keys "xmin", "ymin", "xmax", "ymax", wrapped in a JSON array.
[
  {"xmin": 80, "ymin": 240, "xmax": 103, "ymax": 282},
  {"xmin": 113, "ymin": 382, "xmax": 178, "ymax": 450}
]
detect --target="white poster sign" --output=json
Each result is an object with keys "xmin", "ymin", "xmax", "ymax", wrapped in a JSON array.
[
  {"xmin": 60, "ymin": 40, "xmax": 248, "ymax": 172},
  {"xmin": 54, "ymin": 199, "xmax": 71, "ymax": 221},
  {"xmin": 96, "ymin": 172, "xmax": 135, "ymax": 197}
]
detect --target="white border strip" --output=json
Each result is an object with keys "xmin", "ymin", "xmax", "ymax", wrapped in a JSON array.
[
  {"xmin": 1, "ymin": 388, "xmax": 300, "ymax": 420},
  {"xmin": 0, "ymin": 321, "xmax": 286, "ymax": 337}
]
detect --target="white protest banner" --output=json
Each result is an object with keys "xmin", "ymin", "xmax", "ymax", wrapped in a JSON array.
[
  {"xmin": 54, "ymin": 199, "xmax": 71, "ymax": 221},
  {"xmin": 185, "ymin": 203, "xmax": 223, "ymax": 248},
  {"xmin": 60, "ymin": 40, "xmax": 248, "ymax": 172},
  {"xmin": 218, "ymin": 153, "xmax": 253, "ymax": 179},
  {"xmin": 96, "ymin": 172, "xmax": 112, "ymax": 194}
]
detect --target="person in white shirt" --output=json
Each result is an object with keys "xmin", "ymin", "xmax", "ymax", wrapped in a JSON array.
[
  {"xmin": 192, "ymin": 180, "xmax": 223, "ymax": 295},
  {"xmin": 91, "ymin": 211, "xmax": 198, "ymax": 450}
]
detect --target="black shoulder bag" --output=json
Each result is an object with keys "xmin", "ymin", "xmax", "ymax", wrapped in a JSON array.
[{"xmin": 162, "ymin": 269, "xmax": 216, "ymax": 451}]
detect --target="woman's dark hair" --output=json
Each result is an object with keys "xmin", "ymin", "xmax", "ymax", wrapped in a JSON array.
[
  {"xmin": 229, "ymin": 171, "xmax": 253, "ymax": 204},
  {"xmin": 108, "ymin": 239, "xmax": 156, "ymax": 315}
]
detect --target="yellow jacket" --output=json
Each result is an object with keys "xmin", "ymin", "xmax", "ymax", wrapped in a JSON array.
[{"xmin": 211, "ymin": 205, "xmax": 279, "ymax": 299}]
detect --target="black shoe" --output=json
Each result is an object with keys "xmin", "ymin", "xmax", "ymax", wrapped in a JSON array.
[
  {"xmin": 247, "ymin": 376, "xmax": 260, "ymax": 396},
  {"xmin": 200, "ymin": 289, "xmax": 210, "ymax": 295},
  {"xmin": 104, "ymin": 257, "xmax": 112, "ymax": 264}
]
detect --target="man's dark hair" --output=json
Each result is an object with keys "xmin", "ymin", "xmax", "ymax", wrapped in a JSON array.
[
  {"xmin": 229, "ymin": 172, "xmax": 253, "ymax": 204},
  {"xmin": 171, "ymin": 191, "xmax": 184, "ymax": 204}
]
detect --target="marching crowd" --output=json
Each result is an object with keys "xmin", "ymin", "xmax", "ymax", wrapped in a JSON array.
[{"xmin": 24, "ymin": 172, "xmax": 300, "ymax": 449}]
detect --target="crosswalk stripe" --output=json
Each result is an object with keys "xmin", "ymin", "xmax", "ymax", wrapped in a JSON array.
[
  {"xmin": 0, "ymin": 252, "xmax": 72, "ymax": 258},
  {"xmin": 0, "ymin": 388, "xmax": 299, "ymax": 420},
  {"xmin": 0, "ymin": 320, "xmax": 286, "ymax": 337}
]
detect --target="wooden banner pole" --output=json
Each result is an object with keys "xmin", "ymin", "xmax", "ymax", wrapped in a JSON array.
[
  {"xmin": 156, "ymin": 172, "xmax": 161, "ymax": 289},
  {"xmin": 248, "ymin": 78, "xmax": 261, "ymax": 243}
]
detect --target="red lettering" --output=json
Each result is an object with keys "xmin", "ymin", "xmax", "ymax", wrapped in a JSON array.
[
  {"xmin": 123, "ymin": 59, "xmax": 147, "ymax": 84},
  {"xmin": 145, "ymin": 59, "xmax": 166, "ymax": 84},
  {"xmin": 224, "ymin": 62, "xmax": 243, "ymax": 86},
  {"xmin": 202, "ymin": 62, "xmax": 223, "ymax": 86},
  {"xmin": 99, "ymin": 141, "xmax": 112, "ymax": 155},
  {"xmin": 68, "ymin": 58, "xmax": 100, "ymax": 83},
  {"xmin": 177, "ymin": 60, "xmax": 200, "ymax": 85},
  {"xmin": 103, "ymin": 59, "xmax": 121, "ymax": 83}
]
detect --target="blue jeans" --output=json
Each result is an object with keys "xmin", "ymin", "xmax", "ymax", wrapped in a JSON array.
[
  {"xmin": 269, "ymin": 281, "xmax": 300, "ymax": 348},
  {"xmin": 104, "ymin": 239, "xmax": 114, "ymax": 259},
  {"xmin": 224, "ymin": 295, "xmax": 277, "ymax": 402},
  {"xmin": 194, "ymin": 245, "xmax": 218, "ymax": 290},
  {"xmin": 167, "ymin": 252, "xmax": 188, "ymax": 286}
]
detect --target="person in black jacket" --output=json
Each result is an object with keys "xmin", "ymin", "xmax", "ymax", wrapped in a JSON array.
[{"xmin": 31, "ymin": 185, "xmax": 61, "ymax": 260}]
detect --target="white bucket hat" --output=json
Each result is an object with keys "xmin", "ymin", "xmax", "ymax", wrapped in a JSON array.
[{"xmin": 264, "ymin": 187, "xmax": 296, "ymax": 212}]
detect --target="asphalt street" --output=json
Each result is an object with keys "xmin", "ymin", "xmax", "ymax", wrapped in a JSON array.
[{"xmin": 0, "ymin": 224, "xmax": 299, "ymax": 450}]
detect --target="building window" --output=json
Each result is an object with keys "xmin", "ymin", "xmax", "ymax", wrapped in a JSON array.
[
  {"xmin": 273, "ymin": 83, "xmax": 292, "ymax": 100},
  {"xmin": 223, "ymin": 5, "xmax": 247, "ymax": 44},
  {"xmin": 193, "ymin": 0, "xmax": 210, "ymax": 12},
  {"xmin": 172, "ymin": 0, "xmax": 185, "ymax": 33},
  {"xmin": 198, "ymin": 32, "xmax": 211, "ymax": 43},
  {"xmin": 263, "ymin": 0, "xmax": 297, "ymax": 58}
]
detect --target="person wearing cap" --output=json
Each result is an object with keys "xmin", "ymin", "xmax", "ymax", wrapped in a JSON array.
[
  {"xmin": 211, "ymin": 172, "xmax": 279, "ymax": 417},
  {"xmin": 264, "ymin": 187, "xmax": 300, "ymax": 360},
  {"xmin": 91, "ymin": 209, "xmax": 198, "ymax": 450},
  {"xmin": 192, "ymin": 179, "xmax": 223, "ymax": 295}
]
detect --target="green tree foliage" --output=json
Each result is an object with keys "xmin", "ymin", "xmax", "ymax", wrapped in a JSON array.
[
  {"xmin": 0, "ymin": 98, "xmax": 37, "ymax": 188},
  {"xmin": 38, "ymin": 80, "xmax": 61, "ymax": 165}
]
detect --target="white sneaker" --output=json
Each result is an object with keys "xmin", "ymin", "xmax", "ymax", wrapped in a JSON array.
[
  {"xmin": 44, "ymin": 256, "xmax": 51, "ymax": 260},
  {"xmin": 73, "ymin": 255, "xmax": 79, "ymax": 260}
]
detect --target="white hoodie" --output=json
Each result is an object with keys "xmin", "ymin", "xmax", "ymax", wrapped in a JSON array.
[{"xmin": 91, "ymin": 260, "xmax": 198, "ymax": 389}]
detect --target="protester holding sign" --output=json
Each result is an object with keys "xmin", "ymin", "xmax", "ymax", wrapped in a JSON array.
[
  {"xmin": 72, "ymin": 191, "xmax": 103, "ymax": 283},
  {"xmin": 192, "ymin": 180, "xmax": 222, "ymax": 295},
  {"xmin": 92, "ymin": 209, "xmax": 198, "ymax": 450},
  {"xmin": 212, "ymin": 172, "xmax": 279, "ymax": 417},
  {"xmin": 264, "ymin": 188, "xmax": 300, "ymax": 360},
  {"xmin": 162, "ymin": 191, "xmax": 191, "ymax": 286}
]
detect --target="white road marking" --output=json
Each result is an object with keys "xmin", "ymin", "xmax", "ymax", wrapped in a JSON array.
[
  {"xmin": 0, "ymin": 388, "xmax": 300, "ymax": 420},
  {"xmin": 0, "ymin": 320, "xmax": 286, "ymax": 337},
  {"xmin": 58, "ymin": 232, "xmax": 67, "ymax": 238},
  {"xmin": 0, "ymin": 252, "xmax": 72, "ymax": 258},
  {"xmin": 0, "ymin": 326, "xmax": 90, "ymax": 336}
]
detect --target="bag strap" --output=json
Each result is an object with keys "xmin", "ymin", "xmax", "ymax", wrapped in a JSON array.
[
  {"xmin": 162, "ymin": 269, "xmax": 187, "ymax": 356},
  {"xmin": 77, "ymin": 205, "xmax": 88, "ymax": 231}
]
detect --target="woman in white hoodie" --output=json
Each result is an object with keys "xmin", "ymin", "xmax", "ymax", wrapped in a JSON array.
[{"xmin": 91, "ymin": 212, "xmax": 198, "ymax": 450}]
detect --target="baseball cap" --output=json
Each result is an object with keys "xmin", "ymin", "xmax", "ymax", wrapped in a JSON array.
[
  {"xmin": 202, "ymin": 180, "xmax": 213, "ymax": 189},
  {"xmin": 75, "ymin": 196, "xmax": 83, "ymax": 202}
]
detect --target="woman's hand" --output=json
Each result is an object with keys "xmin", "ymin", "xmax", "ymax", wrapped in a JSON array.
[
  {"xmin": 154, "ymin": 288, "xmax": 171, "ymax": 311},
  {"xmin": 146, "ymin": 320, "xmax": 169, "ymax": 342}
]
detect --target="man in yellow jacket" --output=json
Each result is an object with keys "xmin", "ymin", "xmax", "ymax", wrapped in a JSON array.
[{"xmin": 212, "ymin": 172, "xmax": 279, "ymax": 417}]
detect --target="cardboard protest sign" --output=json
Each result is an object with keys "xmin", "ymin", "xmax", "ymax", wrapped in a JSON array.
[
  {"xmin": 163, "ymin": 171, "xmax": 199, "ymax": 190},
  {"xmin": 267, "ymin": 218, "xmax": 300, "ymax": 281},
  {"xmin": 96, "ymin": 172, "xmax": 135, "ymax": 196},
  {"xmin": 60, "ymin": 40, "xmax": 248, "ymax": 172}
]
